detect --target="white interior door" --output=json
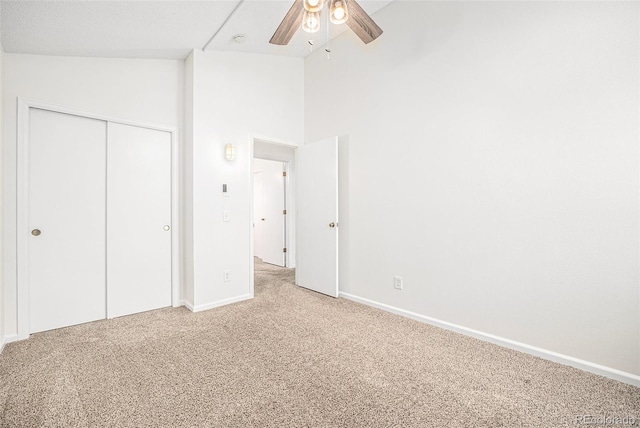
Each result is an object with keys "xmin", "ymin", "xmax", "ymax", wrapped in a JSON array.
[
  {"xmin": 296, "ymin": 137, "xmax": 338, "ymax": 297},
  {"xmin": 254, "ymin": 159, "xmax": 286, "ymax": 267},
  {"xmin": 28, "ymin": 108, "xmax": 107, "ymax": 333},
  {"xmin": 106, "ymin": 123, "xmax": 172, "ymax": 318}
]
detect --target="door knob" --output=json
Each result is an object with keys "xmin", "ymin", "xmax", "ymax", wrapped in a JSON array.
[
  {"xmin": 163, "ymin": 225, "xmax": 170, "ymax": 231},
  {"xmin": 31, "ymin": 229, "xmax": 41, "ymax": 236},
  {"xmin": 329, "ymin": 222, "xmax": 336, "ymax": 228}
]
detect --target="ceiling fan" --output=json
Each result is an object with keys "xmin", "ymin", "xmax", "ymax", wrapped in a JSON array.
[{"xmin": 269, "ymin": 0, "xmax": 383, "ymax": 46}]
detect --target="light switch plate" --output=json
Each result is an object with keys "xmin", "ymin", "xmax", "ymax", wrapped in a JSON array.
[{"xmin": 394, "ymin": 276, "xmax": 403, "ymax": 290}]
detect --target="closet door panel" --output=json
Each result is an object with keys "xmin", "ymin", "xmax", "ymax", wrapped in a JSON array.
[
  {"xmin": 28, "ymin": 108, "xmax": 107, "ymax": 333},
  {"xmin": 107, "ymin": 123, "xmax": 172, "ymax": 318}
]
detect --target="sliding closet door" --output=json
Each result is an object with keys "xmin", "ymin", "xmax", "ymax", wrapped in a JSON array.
[
  {"xmin": 28, "ymin": 109, "xmax": 107, "ymax": 333},
  {"xmin": 106, "ymin": 123, "xmax": 172, "ymax": 318}
]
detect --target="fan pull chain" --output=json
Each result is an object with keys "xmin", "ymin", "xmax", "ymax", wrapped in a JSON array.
[{"xmin": 325, "ymin": 8, "xmax": 331, "ymax": 59}]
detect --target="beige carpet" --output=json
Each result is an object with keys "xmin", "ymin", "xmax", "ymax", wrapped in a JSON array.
[{"xmin": 0, "ymin": 258, "xmax": 638, "ymax": 427}]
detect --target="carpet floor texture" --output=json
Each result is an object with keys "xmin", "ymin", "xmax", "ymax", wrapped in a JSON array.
[{"xmin": 0, "ymin": 259, "xmax": 638, "ymax": 427}]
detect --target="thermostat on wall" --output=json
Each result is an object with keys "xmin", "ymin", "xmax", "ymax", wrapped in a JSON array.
[{"xmin": 222, "ymin": 184, "xmax": 230, "ymax": 197}]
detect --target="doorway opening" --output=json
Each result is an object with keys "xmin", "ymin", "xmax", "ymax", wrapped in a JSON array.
[
  {"xmin": 250, "ymin": 136, "xmax": 341, "ymax": 299},
  {"xmin": 251, "ymin": 138, "xmax": 296, "ymax": 279},
  {"xmin": 253, "ymin": 158, "xmax": 287, "ymax": 267}
]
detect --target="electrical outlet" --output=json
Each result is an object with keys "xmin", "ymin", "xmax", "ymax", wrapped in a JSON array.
[
  {"xmin": 223, "ymin": 271, "xmax": 231, "ymax": 282},
  {"xmin": 394, "ymin": 276, "xmax": 403, "ymax": 290},
  {"xmin": 223, "ymin": 211, "xmax": 230, "ymax": 222}
]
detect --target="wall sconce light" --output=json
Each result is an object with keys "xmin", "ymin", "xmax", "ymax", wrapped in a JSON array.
[{"xmin": 225, "ymin": 144, "xmax": 236, "ymax": 161}]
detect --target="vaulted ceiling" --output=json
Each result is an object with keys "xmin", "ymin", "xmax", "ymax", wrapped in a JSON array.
[{"xmin": 0, "ymin": 0, "xmax": 392, "ymax": 59}]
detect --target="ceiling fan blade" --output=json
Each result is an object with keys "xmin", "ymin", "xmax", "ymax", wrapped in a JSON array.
[
  {"xmin": 346, "ymin": 0, "xmax": 383, "ymax": 44},
  {"xmin": 270, "ymin": 0, "xmax": 305, "ymax": 45}
]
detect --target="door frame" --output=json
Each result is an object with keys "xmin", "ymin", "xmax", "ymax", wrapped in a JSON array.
[
  {"xmin": 249, "ymin": 136, "xmax": 297, "ymax": 298},
  {"xmin": 16, "ymin": 97, "xmax": 181, "ymax": 340}
]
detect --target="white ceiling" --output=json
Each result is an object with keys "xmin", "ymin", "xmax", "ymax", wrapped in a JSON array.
[{"xmin": 0, "ymin": 0, "xmax": 393, "ymax": 60}]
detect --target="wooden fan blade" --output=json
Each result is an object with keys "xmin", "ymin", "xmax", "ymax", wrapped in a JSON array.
[
  {"xmin": 270, "ymin": 0, "xmax": 305, "ymax": 45},
  {"xmin": 346, "ymin": 0, "xmax": 383, "ymax": 44}
]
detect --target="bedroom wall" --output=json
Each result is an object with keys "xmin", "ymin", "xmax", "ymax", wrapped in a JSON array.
[
  {"xmin": 0, "ymin": 33, "xmax": 4, "ymax": 352},
  {"xmin": 2, "ymin": 53, "xmax": 184, "ymax": 338},
  {"xmin": 305, "ymin": 1, "xmax": 639, "ymax": 380},
  {"xmin": 188, "ymin": 50, "xmax": 303, "ymax": 310},
  {"xmin": 183, "ymin": 51, "xmax": 195, "ymax": 307}
]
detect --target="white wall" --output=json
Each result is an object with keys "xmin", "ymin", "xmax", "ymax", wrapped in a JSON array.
[
  {"xmin": 306, "ymin": 1, "xmax": 639, "ymax": 377},
  {"xmin": 254, "ymin": 140, "xmax": 296, "ymax": 162},
  {"xmin": 182, "ymin": 51, "xmax": 195, "ymax": 307},
  {"xmin": 337, "ymin": 136, "xmax": 349, "ymax": 304},
  {"xmin": 0, "ymin": 35, "xmax": 4, "ymax": 351},
  {"xmin": 2, "ymin": 54, "xmax": 184, "ymax": 337},
  {"xmin": 190, "ymin": 50, "xmax": 303, "ymax": 309}
]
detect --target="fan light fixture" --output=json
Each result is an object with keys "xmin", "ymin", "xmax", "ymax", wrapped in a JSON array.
[
  {"xmin": 302, "ymin": 10, "xmax": 320, "ymax": 33},
  {"xmin": 303, "ymin": 0, "xmax": 324, "ymax": 13},
  {"xmin": 330, "ymin": 0, "xmax": 348, "ymax": 24},
  {"xmin": 302, "ymin": 0, "xmax": 347, "ymax": 33},
  {"xmin": 270, "ymin": 0, "xmax": 382, "ymax": 46}
]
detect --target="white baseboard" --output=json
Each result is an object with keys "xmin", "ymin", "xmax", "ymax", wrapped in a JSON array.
[
  {"xmin": 181, "ymin": 294, "xmax": 253, "ymax": 313},
  {"xmin": 179, "ymin": 299, "xmax": 195, "ymax": 312},
  {"xmin": 0, "ymin": 334, "xmax": 20, "ymax": 355},
  {"xmin": 339, "ymin": 292, "xmax": 640, "ymax": 387}
]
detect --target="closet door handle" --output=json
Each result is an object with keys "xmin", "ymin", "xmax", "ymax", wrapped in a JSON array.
[
  {"xmin": 31, "ymin": 229, "xmax": 42, "ymax": 236},
  {"xmin": 163, "ymin": 225, "xmax": 170, "ymax": 231}
]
